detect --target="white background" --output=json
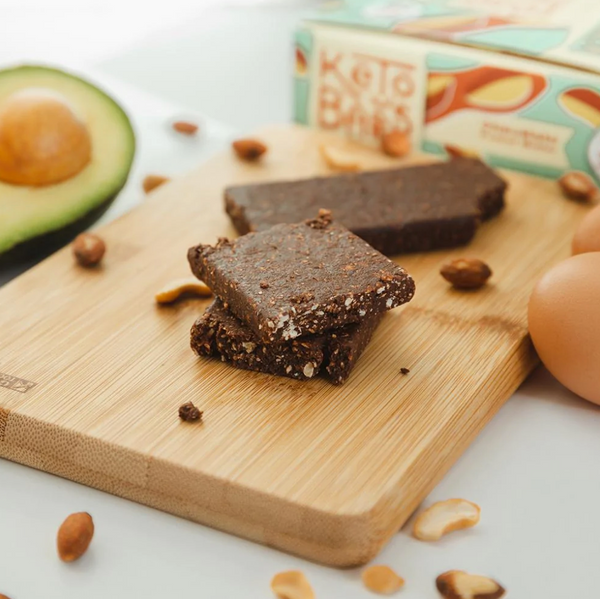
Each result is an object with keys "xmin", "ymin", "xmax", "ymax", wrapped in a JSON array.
[{"xmin": 1, "ymin": 2, "xmax": 600, "ymax": 597}]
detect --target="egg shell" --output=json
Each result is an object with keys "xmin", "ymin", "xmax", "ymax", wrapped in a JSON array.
[
  {"xmin": 573, "ymin": 204, "xmax": 600, "ymax": 254},
  {"xmin": 528, "ymin": 252, "xmax": 600, "ymax": 405}
]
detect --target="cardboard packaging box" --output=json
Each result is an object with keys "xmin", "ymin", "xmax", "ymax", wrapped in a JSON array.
[{"xmin": 294, "ymin": 0, "xmax": 600, "ymax": 181}]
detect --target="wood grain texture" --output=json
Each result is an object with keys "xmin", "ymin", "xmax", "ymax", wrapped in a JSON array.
[{"xmin": 0, "ymin": 124, "xmax": 589, "ymax": 566}]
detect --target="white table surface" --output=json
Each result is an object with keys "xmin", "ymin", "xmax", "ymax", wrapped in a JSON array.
[{"xmin": 1, "ymin": 4, "xmax": 599, "ymax": 598}]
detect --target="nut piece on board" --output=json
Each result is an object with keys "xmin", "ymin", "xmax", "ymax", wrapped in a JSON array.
[
  {"xmin": 143, "ymin": 174, "xmax": 170, "ymax": 193},
  {"xmin": 362, "ymin": 565, "xmax": 405, "ymax": 595},
  {"xmin": 440, "ymin": 258, "xmax": 492, "ymax": 290},
  {"xmin": 558, "ymin": 171, "xmax": 600, "ymax": 203},
  {"xmin": 72, "ymin": 233, "xmax": 105, "ymax": 267},
  {"xmin": 436, "ymin": 570, "xmax": 505, "ymax": 599},
  {"xmin": 319, "ymin": 144, "xmax": 361, "ymax": 172},
  {"xmin": 178, "ymin": 401, "xmax": 203, "ymax": 422},
  {"xmin": 0, "ymin": 594, "xmax": 12, "ymax": 599},
  {"xmin": 444, "ymin": 144, "xmax": 480, "ymax": 160},
  {"xmin": 57, "ymin": 512, "xmax": 94, "ymax": 562},
  {"xmin": 381, "ymin": 131, "xmax": 411, "ymax": 158},
  {"xmin": 155, "ymin": 277, "xmax": 213, "ymax": 304},
  {"xmin": 172, "ymin": 120, "xmax": 199, "ymax": 135},
  {"xmin": 232, "ymin": 138, "xmax": 267, "ymax": 161},
  {"xmin": 413, "ymin": 498, "xmax": 480, "ymax": 541},
  {"xmin": 271, "ymin": 570, "xmax": 315, "ymax": 599}
]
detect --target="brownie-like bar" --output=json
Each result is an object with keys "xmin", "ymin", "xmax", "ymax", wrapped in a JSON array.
[
  {"xmin": 224, "ymin": 158, "xmax": 507, "ymax": 256},
  {"xmin": 188, "ymin": 211, "xmax": 414, "ymax": 344},
  {"xmin": 324, "ymin": 311, "xmax": 383, "ymax": 384},
  {"xmin": 191, "ymin": 299, "xmax": 383, "ymax": 384}
]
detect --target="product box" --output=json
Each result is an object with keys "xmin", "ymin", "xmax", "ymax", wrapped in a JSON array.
[{"xmin": 294, "ymin": 0, "xmax": 600, "ymax": 181}]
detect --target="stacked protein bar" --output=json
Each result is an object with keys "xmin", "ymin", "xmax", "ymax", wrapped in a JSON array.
[{"xmin": 187, "ymin": 211, "xmax": 415, "ymax": 384}]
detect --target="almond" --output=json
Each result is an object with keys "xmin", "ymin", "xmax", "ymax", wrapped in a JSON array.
[
  {"xmin": 72, "ymin": 233, "xmax": 105, "ymax": 267},
  {"xmin": 271, "ymin": 571, "xmax": 315, "ymax": 599},
  {"xmin": 362, "ymin": 565, "xmax": 405, "ymax": 595},
  {"xmin": 440, "ymin": 258, "xmax": 492, "ymax": 290},
  {"xmin": 413, "ymin": 498, "xmax": 480, "ymax": 541},
  {"xmin": 558, "ymin": 170, "xmax": 600, "ymax": 203},
  {"xmin": 57, "ymin": 512, "xmax": 94, "ymax": 562},
  {"xmin": 381, "ymin": 130, "xmax": 411, "ymax": 157},
  {"xmin": 143, "ymin": 174, "xmax": 170, "ymax": 193},
  {"xmin": 436, "ymin": 570, "xmax": 505, "ymax": 599},
  {"xmin": 319, "ymin": 144, "xmax": 361, "ymax": 171},
  {"xmin": 232, "ymin": 138, "xmax": 267, "ymax": 161},
  {"xmin": 172, "ymin": 120, "xmax": 199, "ymax": 135}
]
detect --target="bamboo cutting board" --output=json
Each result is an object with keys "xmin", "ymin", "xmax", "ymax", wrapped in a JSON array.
[{"xmin": 0, "ymin": 125, "xmax": 588, "ymax": 567}]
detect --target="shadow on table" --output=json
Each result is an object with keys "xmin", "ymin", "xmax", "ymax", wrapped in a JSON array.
[{"xmin": 519, "ymin": 365, "xmax": 600, "ymax": 414}]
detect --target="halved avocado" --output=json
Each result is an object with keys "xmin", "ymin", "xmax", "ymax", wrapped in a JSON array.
[{"xmin": 0, "ymin": 65, "xmax": 135, "ymax": 264}]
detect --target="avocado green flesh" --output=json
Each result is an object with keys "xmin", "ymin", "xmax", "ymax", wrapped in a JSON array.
[{"xmin": 0, "ymin": 65, "xmax": 135, "ymax": 257}]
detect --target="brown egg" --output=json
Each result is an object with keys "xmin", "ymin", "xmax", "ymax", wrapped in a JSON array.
[
  {"xmin": 528, "ymin": 252, "xmax": 600, "ymax": 405},
  {"xmin": 573, "ymin": 204, "xmax": 600, "ymax": 254}
]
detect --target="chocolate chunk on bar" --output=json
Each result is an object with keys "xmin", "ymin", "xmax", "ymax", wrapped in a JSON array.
[
  {"xmin": 224, "ymin": 158, "xmax": 507, "ymax": 255},
  {"xmin": 188, "ymin": 211, "xmax": 414, "ymax": 344},
  {"xmin": 191, "ymin": 299, "xmax": 383, "ymax": 384}
]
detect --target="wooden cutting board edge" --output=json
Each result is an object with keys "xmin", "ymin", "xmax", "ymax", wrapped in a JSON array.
[{"xmin": 0, "ymin": 325, "xmax": 537, "ymax": 568}]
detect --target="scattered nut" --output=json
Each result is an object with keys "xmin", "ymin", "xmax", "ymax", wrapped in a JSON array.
[
  {"xmin": 271, "ymin": 570, "xmax": 315, "ymax": 599},
  {"xmin": 143, "ymin": 174, "xmax": 170, "ymax": 193},
  {"xmin": 232, "ymin": 138, "xmax": 267, "ymax": 161},
  {"xmin": 179, "ymin": 401, "xmax": 203, "ymax": 422},
  {"xmin": 440, "ymin": 258, "xmax": 492, "ymax": 290},
  {"xmin": 172, "ymin": 120, "xmax": 199, "ymax": 135},
  {"xmin": 155, "ymin": 277, "xmax": 213, "ymax": 304},
  {"xmin": 436, "ymin": 570, "xmax": 505, "ymax": 599},
  {"xmin": 0, "ymin": 594, "xmax": 11, "ymax": 599},
  {"xmin": 72, "ymin": 233, "xmax": 105, "ymax": 267},
  {"xmin": 444, "ymin": 144, "xmax": 480, "ymax": 160},
  {"xmin": 362, "ymin": 565, "xmax": 405, "ymax": 595},
  {"xmin": 57, "ymin": 512, "xmax": 94, "ymax": 562},
  {"xmin": 382, "ymin": 130, "xmax": 411, "ymax": 157},
  {"xmin": 319, "ymin": 144, "xmax": 361, "ymax": 171},
  {"xmin": 558, "ymin": 170, "xmax": 600, "ymax": 203},
  {"xmin": 413, "ymin": 498, "xmax": 480, "ymax": 541},
  {"xmin": 400, "ymin": 367, "xmax": 410, "ymax": 375}
]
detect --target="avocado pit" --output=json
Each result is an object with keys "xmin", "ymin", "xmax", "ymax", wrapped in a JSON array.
[{"xmin": 0, "ymin": 87, "xmax": 92, "ymax": 186}]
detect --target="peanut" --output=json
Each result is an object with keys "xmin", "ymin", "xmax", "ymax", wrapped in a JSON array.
[
  {"xmin": 143, "ymin": 174, "xmax": 170, "ymax": 193},
  {"xmin": 232, "ymin": 138, "xmax": 267, "ymax": 161},
  {"xmin": 558, "ymin": 170, "xmax": 600, "ymax": 203},
  {"xmin": 440, "ymin": 258, "xmax": 492, "ymax": 290},
  {"xmin": 381, "ymin": 131, "xmax": 411, "ymax": 158},
  {"xmin": 57, "ymin": 512, "xmax": 94, "ymax": 562},
  {"xmin": 172, "ymin": 120, "xmax": 199, "ymax": 135},
  {"xmin": 72, "ymin": 233, "xmax": 105, "ymax": 267}
]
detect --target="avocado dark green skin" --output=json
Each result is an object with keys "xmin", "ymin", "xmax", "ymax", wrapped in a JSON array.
[
  {"xmin": 0, "ymin": 192, "xmax": 118, "ymax": 270},
  {"xmin": 0, "ymin": 64, "xmax": 136, "ymax": 271}
]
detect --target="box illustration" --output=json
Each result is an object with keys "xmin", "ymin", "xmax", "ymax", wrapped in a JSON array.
[{"xmin": 294, "ymin": 0, "xmax": 600, "ymax": 181}]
